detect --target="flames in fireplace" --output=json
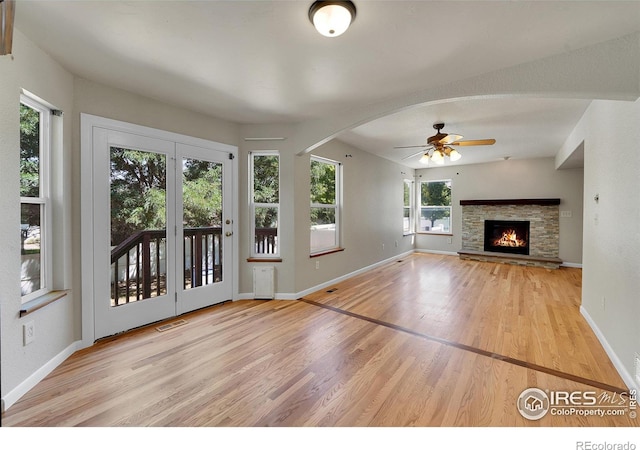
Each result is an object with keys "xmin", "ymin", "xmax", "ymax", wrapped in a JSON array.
[
  {"xmin": 484, "ymin": 220, "xmax": 530, "ymax": 255},
  {"xmin": 493, "ymin": 229, "xmax": 527, "ymax": 248}
]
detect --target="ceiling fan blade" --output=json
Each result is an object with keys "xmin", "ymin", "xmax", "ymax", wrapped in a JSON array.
[
  {"xmin": 450, "ymin": 139, "xmax": 496, "ymax": 146},
  {"xmin": 401, "ymin": 150, "xmax": 426, "ymax": 161},
  {"xmin": 394, "ymin": 145, "xmax": 427, "ymax": 149},
  {"xmin": 439, "ymin": 134, "xmax": 463, "ymax": 145}
]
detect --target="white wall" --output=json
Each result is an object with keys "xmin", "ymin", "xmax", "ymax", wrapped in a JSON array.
[
  {"xmin": 414, "ymin": 157, "xmax": 584, "ymax": 265},
  {"xmin": 239, "ymin": 124, "xmax": 297, "ymax": 296},
  {"xmin": 294, "ymin": 139, "xmax": 415, "ymax": 293},
  {"xmin": 239, "ymin": 129, "xmax": 417, "ymax": 297},
  {"xmin": 560, "ymin": 99, "xmax": 640, "ymax": 389},
  {"xmin": 1, "ymin": 30, "xmax": 76, "ymax": 407}
]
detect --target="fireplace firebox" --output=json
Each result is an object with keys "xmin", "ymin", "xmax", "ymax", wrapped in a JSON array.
[{"xmin": 484, "ymin": 220, "xmax": 530, "ymax": 255}]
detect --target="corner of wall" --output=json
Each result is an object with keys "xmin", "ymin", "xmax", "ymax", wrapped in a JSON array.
[{"xmin": 581, "ymin": 306, "xmax": 639, "ymax": 391}]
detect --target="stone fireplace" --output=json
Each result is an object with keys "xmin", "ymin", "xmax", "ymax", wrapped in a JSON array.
[{"xmin": 458, "ymin": 199, "xmax": 562, "ymax": 269}]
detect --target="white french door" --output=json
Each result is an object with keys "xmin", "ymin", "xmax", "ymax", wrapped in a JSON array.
[
  {"xmin": 88, "ymin": 122, "xmax": 235, "ymax": 340},
  {"xmin": 176, "ymin": 143, "xmax": 233, "ymax": 315}
]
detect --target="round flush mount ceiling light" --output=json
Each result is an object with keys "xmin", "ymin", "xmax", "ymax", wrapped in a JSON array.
[{"xmin": 309, "ymin": 1, "xmax": 357, "ymax": 37}]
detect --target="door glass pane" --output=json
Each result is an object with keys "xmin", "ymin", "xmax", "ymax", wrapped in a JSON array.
[
  {"xmin": 110, "ymin": 147, "xmax": 167, "ymax": 306},
  {"xmin": 182, "ymin": 158, "xmax": 223, "ymax": 290},
  {"xmin": 20, "ymin": 203, "xmax": 42, "ymax": 296}
]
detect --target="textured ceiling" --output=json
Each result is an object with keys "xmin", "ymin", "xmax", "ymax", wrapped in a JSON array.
[{"xmin": 14, "ymin": 1, "xmax": 640, "ymax": 167}]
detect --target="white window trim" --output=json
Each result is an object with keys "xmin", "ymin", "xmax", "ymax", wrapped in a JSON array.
[
  {"xmin": 310, "ymin": 156, "xmax": 341, "ymax": 255},
  {"xmin": 417, "ymin": 178, "xmax": 452, "ymax": 235},
  {"xmin": 20, "ymin": 93, "xmax": 53, "ymax": 303},
  {"xmin": 249, "ymin": 151, "xmax": 280, "ymax": 258},
  {"xmin": 403, "ymin": 178, "xmax": 415, "ymax": 235}
]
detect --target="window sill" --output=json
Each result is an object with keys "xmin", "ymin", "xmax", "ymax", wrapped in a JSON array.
[
  {"xmin": 310, "ymin": 247, "xmax": 345, "ymax": 258},
  {"xmin": 247, "ymin": 257, "xmax": 283, "ymax": 263},
  {"xmin": 20, "ymin": 290, "xmax": 69, "ymax": 317},
  {"xmin": 417, "ymin": 232, "xmax": 453, "ymax": 236}
]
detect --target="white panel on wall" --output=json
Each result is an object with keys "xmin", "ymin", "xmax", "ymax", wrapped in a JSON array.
[{"xmin": 253, "ymin": 266, "xmax": 275, "ymax": 300}]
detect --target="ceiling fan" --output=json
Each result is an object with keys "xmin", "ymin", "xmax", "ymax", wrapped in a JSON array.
[{"xmin": 395, "ymin": 123, "xmax": 496, "ymax": 165}]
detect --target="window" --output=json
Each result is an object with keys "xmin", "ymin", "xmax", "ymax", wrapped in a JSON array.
[
  {"xmin": 403, "ymin": 179, "xmax": 414, "ymax": 235},
  {"xmin": 250, "ymin": 152, "xmax": 280, "ymax": 257},
  {"xmin": 419, "ymin": 179, "xmax": 452, "ymax": 233},
  {"xmin": 310, "ymin": 156, "xmax": 340, "ymax": 254},
  {"xmin": 20, "ymin": 94, "xmax": 53, "ymax": 302}
]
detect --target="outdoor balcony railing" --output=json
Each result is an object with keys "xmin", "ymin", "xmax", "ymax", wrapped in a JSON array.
[
  {"xmin": 110, "ymin": 226, "xmax": 277, "ymax": 306},
  {"xmin": 110, "ymin": 227, "xmax": 222, "ymax": 306},
  {"xmin": 254, "ymin": 227, "xmax": 278, "ymax": 255}
]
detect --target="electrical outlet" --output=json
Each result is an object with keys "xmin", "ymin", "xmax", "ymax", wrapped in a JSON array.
[
  {"xmin": 23, "ymin": 321, "xmax": 35, "ymax": 345},
  {"xmin": 447, "ymin": 237, "xmax": 452, "ymax": 244},
  {"xmin": 602, "ymin": 296, "xmax": 606, "ymax": 311},
  {"xmin": 395, "ymin": 240, "xmax": 398, "ymax": 248}
]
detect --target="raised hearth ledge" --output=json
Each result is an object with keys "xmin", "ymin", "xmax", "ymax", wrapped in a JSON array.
[
  {"xmin": 458, "ymin": 250, "xmax": 562, "ymax": 270},
  {"xmin": 460, "ymin": 198, "xmax": 560, "ymax": 206}
]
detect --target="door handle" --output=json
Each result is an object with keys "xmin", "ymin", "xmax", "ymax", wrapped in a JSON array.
[{"xmin": 225, "ymin": 231, "xmax": 233, "ymax": 237}]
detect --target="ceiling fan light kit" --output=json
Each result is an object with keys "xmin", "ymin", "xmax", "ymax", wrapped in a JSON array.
[
  {"xmin": 448, "ymin": 148, "xmax": 462, "ymax": 162},
  {"xmin": 430, "ymin": 150, "xmax": 445, "ymax": 165},
  {"xmin": 309, "ymin": 1, "xmax": 356, "ymax": 37},
  {"xmin": 397, "ymin": 123, "xmax": 496, "ymax": 165}
]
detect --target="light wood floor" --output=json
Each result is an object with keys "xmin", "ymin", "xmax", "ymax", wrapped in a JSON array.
[{"xmin": 3, "ymin": 254, "xmax": 636, "ymax": 426}]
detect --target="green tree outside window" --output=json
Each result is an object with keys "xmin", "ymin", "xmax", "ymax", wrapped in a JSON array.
[{"xmin": 420, "ymin": 180, "xmax": 451, "ymax": 232}]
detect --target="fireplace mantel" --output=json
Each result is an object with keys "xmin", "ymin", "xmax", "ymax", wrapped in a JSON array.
[{"xmin": 460, "ymin": 198, "xmax": 560, "ymax": 206}]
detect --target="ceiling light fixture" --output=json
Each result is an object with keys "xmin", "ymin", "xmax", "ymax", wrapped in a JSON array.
[
  {"xmin": 448, "ymin": 148, "xmax": 462, "ymax": 162},
  {"xmin": 309, "ymin": 1, "xmax": 356, "ymax": 37},
  {"xmin": 431, "ymin": 150, "xmax": 445, "ymax": 165},
  {"xmin": 419, "ymin": 153, "xmax": 430, "ymax": 165},
  {"xmin": 418, "ymin": 146, "xmax": 462, "ymax": 165},
  {"xmin": 403, "ymin": 123, "xmax": 495, "ymax": 166}
]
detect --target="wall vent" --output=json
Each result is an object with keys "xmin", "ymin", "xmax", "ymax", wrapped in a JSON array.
[
  {"xmin": 253, "ymin": 266, "xmax": 275, "ymax": 300},
  {"xmin": 155, "ymin": 319, "xmax": 188, "ymax": 332}
]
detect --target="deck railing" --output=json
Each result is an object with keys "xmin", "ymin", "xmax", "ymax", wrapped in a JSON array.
[
  {"xmin": 111, "ymin": 226, "xmax": 277, "ymax": 305},
  {"xmin": 111, "ymin": 229, "xmax": 166, "ymax": 305},
  {"xmin": 255, "ymin": 227, "xmax": 278, "ymax": 255},
  {"xmin": 182, "ymin": 227, "xmax": 223, "ymax": 289},
  {"xmin": 110, "ymin": 227, "xmax": 223, "ymax": 306}
]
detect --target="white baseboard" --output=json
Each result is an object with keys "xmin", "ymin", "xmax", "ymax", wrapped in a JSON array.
[
  {"xmin": 240, "ymin": 250, "xmax": 415, "ymax": 301},
  {"xmin": 580, "ymin": 306, "xmax": 638, "ymax": 391},
  {"xmin": 236, "ymin": 292, "xmax": 297, "ymax": 301},
  {"xmin": 2, "ymin": 340, "xmax": 83, "ymax": 412},
  {"xmin": 561, "ymin": 262, "xmax": 583, "ymax": 268},
  {"xmin": 293, "ymin": 250, "xmax": 415, "ymax": 299},
  {"xmin": 414, "ymin": 249, "xmax": 459, "ymax": 256}
]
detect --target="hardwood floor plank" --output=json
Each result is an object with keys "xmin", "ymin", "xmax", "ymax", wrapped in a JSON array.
[{"xmin": 2, "ymin": 254, "xmax": 636, "ymax": 427}]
